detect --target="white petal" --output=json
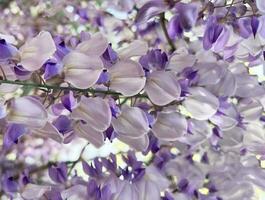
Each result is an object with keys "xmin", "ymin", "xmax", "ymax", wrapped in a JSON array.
[
  {"xmin": 74, "ymin": 123, "xmax": 104, "ymax": 148},
  {"xmin": 209, "ymin": 104, "xmax": 238, "ymax": 130},
  {"xmin": 33, "ymin": 122, "xmax": 64, "ymax": 143},
  {"xmin": 76, "ymin": 32, "xmax": 108, "ymax": 56},
  {"xmin": 168, "ymin": 51, "xmax": 196, "ymax": 73},
  {"xmin": 22, "ymin": 184, "xmax": 51, "ymax": 200},
  {"xmin": 243, "ymin": 123, "xmax": 265, "ymax": 154},
  {"xmin": 72, "ymin": 96, "xmax": 111, "ymax": 132},
  {"xmin": 235, "ymin": 74, "xmax": 265, "ymax": 98},
  {"xmin": 228, "ymin": 63, "xmax": 248, "ymax": 74},
  {"xmin": 136, "ymin": 180, "xmax": 160, "ymax": 200},
  {"xmin": 183, "ymin": 87, "xmax": 219, "ymax": 120},
  {"xmin": 7, "ymin": 96, "xmax": 48, "ymax": 128},
  {"xmin": 195, "ymin": 62, "xmax": 226, "ymax": 86},
  {"xmin": 61, "ymin": 185, "xmax": 88, "ymax": 200},
  {"xmin": 220, "ymin": 127, "xmax": 244, "ymax": 150},
  {"xmin": 0, "ymin": 65, "xmax": 19, "ymax": 93},
  {"xmin": 109, "ymin": 60, "xmax": 146, "ymax": 96},
  {"xmin": 144, "ymin": 165, "xmax": 170, "ymax": 190},
  {"xmin": 218, "ymin": 182, "xmax": 254, "ymax": 200},
  {"xmin": 19, "ymin": 31, "xmax": 56, "ymax": 71},
  {"xmin": 256, "ymin": 0, "xmax": 265, "ymax": 13},
  {"xmin": 118, "ymin": 134, "xmax": 149, "ymax": 151},
  {"xmin": 179, "ymin": 119, "xmax": 210, "ymax": 146},
  {"xmin": 207, "ymin": 69, "xmax": 236, "ymax": 97},
  {"xmin": 118, "ymin": 40, "xmax": 148, "ymax": 59},
  {"xmin": 114, "ymin": 182, "xmax": 138, "ymax": 200},
  {"xmin": 145, "ymin": 71, "xmax": 181, "ymax": 106},
  {"xmin": 63, "ymin": 51, "xmax": 103, "ymax": 89},
  {"xmin": 112, "ymin": 106, "xmax": 149, "ymax": 138},
  {"xmin": 238, "ymin": 98, "xmax": 263, "ymax": 121},
  {"xmin": 152, "ymin": 112, "xmax": 187, "ymax": 141}
]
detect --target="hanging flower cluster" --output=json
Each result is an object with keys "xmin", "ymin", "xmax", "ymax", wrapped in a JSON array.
[{"xmin": 1, "ymin": 0, "xmax": 265, "ymax": 199}]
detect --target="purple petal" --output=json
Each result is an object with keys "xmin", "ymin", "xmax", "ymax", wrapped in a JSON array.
[
  {"xmin": 48, "ymin": 162, "xmax": 68, "ymax": 183},
  {"xmin": 96, "ymin": 71, "xmax": 110, "ymax": 84},
  {"xmin": 2, "ymin": 175, "xmax": 18, "ymax": 193},
  {"xmin": 43, "ymin": 59, "xmax": 63, "ymax": 80},
  {"xmin": 52, "ymin": 115, "xmax": 72, "ymax": 135},
  {"xmin": 61, "ymin": 91, "xmax": 77, "ymax": 112},
  {"xmin": 14, "ymin": 65, "xmax": 31, "ymax": 80},
  {"xmin": 152, "ymin": 112, "xmax": 187, "ymax": 141},
  {"xmin": 173, "ymin": 2, "xmax": 198, "ymax": 33},
  {"xmin": 135, "ymin": 0, "xmax": 168, "ymax": 24},
  {"xmin": 3, "ymin": 123, "xmax": 27, "ymax": 149},
  {"xmin": 251, "ymin": 17, "xmax": 259, "ymax": 37},
  {"xmin": 0, "ymin": 39, "xmax": 18, "ymax": 61},
  {"xmin": 168, "ymin": 15, "xmax": 183, "ymax": 39},
  {"xmin": 237, "ymin": 18, "xmax": 252, "ymax": 38}
]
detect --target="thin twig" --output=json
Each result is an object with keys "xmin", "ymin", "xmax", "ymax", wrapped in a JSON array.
[
  {"xmin": 160, "ymin": 13, "xmax": 176, "ymax": 53},
  {"xmin": 67, "ymin": 142, "xmax": 89, "ymax": 175},
  {"xmin": 0, "ymin": 79, "xmax": 148, "ymax": 98},
  {"xmin": 0, "ymin": 65, "xmax": 7, "ymax": 80}
]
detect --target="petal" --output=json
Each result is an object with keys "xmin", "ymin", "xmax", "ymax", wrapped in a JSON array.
[
  {"xmin": 112, "ymin": 106, "xmax": 149, "ymax": 138},
  {"xmin": 74, "ymin": 122, "xmax": 104, "ymax": 148},
  {"xmin": 48, "ymin": 163, "xmax": 68, "ymax": 183},
  {"xmin": 21, "ymin": 184, "xmax": 51, "ymax": 200},
  {"xmin": 152, "ymin": 112, "xmax": 187, "ymax": 141},
  {"xmin": 136, "ymin": 180, "xmax": 160, "ymax": 200},
  {"xmin": 237, "ymin": 18, "xmax": 252, "ymax": 38},
  {"xmin": 217, "ymin": 182, "xmax": 254, "ymax": 200},
  {"xmin": 0, "ymin": 65, "xmax": 19, "ymax": 93},
  {"xmin": 0, "ymin": 39, "xmax": 18, "ymax": 61},
  {"xmin": 243, "ymin": 123, "xmax": 265, "ymax": 154},
  {"xmin": 33, "ymin": 122, "xmax": 64, "ymax": 143},
  {"xmin": 117, "ymin": 134, "xmax": 149, "ymax": 151},
  {"xmin": 63, "ymin": 51, "xmax": 103, "ymax": 89},
  {"xmin": 72, "ymin": 96, "xmax": 111, "ymax": 132},
  {"xmin": 256, "ymin": 0, "xmax": 265, "ymax": 13},
  {"xmin": 259, "ymin": 16, "xmax": 265, "ymax": 38},
  {"xmin": 118, "ymin": 40, "xmax": 148, "ymax": 59},
  {"xmin": 145, "ymin": 71, "xmax": 181, "ymax": 106},
  {"xmin": 209, "ymin": 106, "xmax": 238, "ymax": 131},
  {"xmin": 135, "ymin": 0, "xmax": 168, "ymax": 24},
  {"xmin": 19, "ymin": 31, "xmax": 56, "ymax": 71},
  {"xmin": 207, "ymin": 69, "xmax": 236, "ymax": 97},
  {"xmin": 219, "ymin": 126, "xmax": 244, "ymax": 149},
  {"xmin": 168, "ymin": 14, "xmax": 184, "ymax": 39},
  {"xmin": 3, "ymin": 123, "xmax": 27, "ymax": 149},
  {"xmin": 114, "ymin": 182, "xmax": 138, "ymax": 200},
  {"xmin": 235, "ymin": 74, "xmax": 265, "ymax": 98},
  {"xmin": 7, "ymin": 96, "xmax": 48, "ymax": 128},
  {"xmin": 212, "ymin": 26, "xmax": 230, "ymax": 52},
  {"xmin": 175, "ymin": 2, "xmax": 199, "ymax": 30},
  {"xmin": 76, "ymin": 32, "xmax": 108, "ymax": 56},
  {"xmin": 0, "ymin": 98, "xmax": 7, "ymax": 119},
  {"xmin": 61, "ymin": 91, "xmax": 77, "ymax": 112},
  {"xmin": 238, "ymin": 98, "xmax": 263, "ymax": 121},
  {"xmin": 43, "ymin": 60, "xmax": 63, "ymax": 80},
  {"xmin": 179, "ymin": 119, "xmax": 210, "ymax": 146},
  {"xmin": 195, "ymin": 62, "xmax": 226, "ymax": 86},
  {"xmin": 168, "ymin": 51, "xmax": 196, "ymax": 73},
  {"xmin": 109, "ymin": 60, "xmax": 146, "ymax": 96},
  {"xmin": 61, "ymin": 185, "xmax": 88, "ymax": 200},
  {"xmin": 183, "ymin": 87, "xmax": 219, "ymax": 120}
]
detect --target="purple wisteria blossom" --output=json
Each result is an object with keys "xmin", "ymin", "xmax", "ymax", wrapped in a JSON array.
[{"xmin": 0, "ymin": 0, "xmax": 265, "ymax": 199}]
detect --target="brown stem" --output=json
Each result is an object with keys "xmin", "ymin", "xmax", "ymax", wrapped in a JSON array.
[{"xmin": 160, "ymin": 13, "xmax": 176, "ymax": 53}]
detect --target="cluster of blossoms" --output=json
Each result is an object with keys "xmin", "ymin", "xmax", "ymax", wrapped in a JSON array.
[{"xmin": 1, "ymin": 0, "xmax": 265, "ymax": 199}]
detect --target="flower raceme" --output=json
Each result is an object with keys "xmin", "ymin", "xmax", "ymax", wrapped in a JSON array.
[{"xmin": 1, "ymin": 0, "xmax": 265, "ymax": 199}]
